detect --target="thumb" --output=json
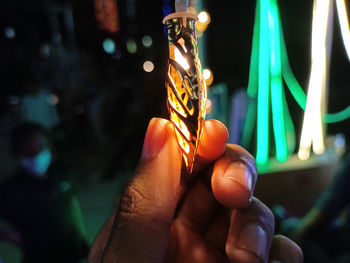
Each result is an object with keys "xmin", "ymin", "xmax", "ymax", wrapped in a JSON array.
[{"xmin": 102, "ymin": 118, "xmax": 181, "ymax": 263}]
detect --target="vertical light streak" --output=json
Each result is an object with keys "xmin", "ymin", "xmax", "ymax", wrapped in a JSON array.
[
  {"xmin": 336, "ymin": 0, "xmax": 350, "ymax": 61},
  {"xmin": 256, "ymin": 0, "xmax": 270, "ymax": 164},
  {"xmin": 298, "ymin": 0, "xmax": 330, "ymax": 160},
  {"xmin": 269, "ymin": 0, "xmax": 288, "ymax": 162}
]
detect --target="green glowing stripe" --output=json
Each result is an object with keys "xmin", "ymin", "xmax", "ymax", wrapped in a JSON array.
[
  {"xmin": 256, "ymin": 0, "xmax": 270, "ymax": 164},
  {"xmin": 269, "ymin": 0, "xmax": 288, "ymax": 162},
  {"xmin": 325, "ymin": 106, "xmax": 350, "ymax": 123},
  {"xmin": 280, "ymin": 26, "xmax": 308, "ymax": 111},
  {"xmin": 280, "ymin": 20, "xmax": 350, "ymax": 124},
  {"xmin": 241, "ymin": 99, "xmax": 257, "ymax": 148},
  {"xmin": 282, "ymin": 86, "xmax": 296, "ymax": 154},
  {"xmin": 247, "ymin": 0, "xmax": 261, "ymax": 98}
]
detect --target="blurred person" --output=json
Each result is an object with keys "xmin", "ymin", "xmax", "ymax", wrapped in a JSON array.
[
  {"xmin": 282, "ymin": 150, "xmax": 350, "ymax": 263},
  {"xmin": 19, "ymin": 76, "xmax": 60, "ymax": 131},
  {"xmin": 0, "ymin": 123, "xmax": 88, "ymax": 263},
  {"xmin": 89, "ymin": 118, "xmax": 303, "ymax": 263}
]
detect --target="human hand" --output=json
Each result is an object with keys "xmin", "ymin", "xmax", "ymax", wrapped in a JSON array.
[{"xmin": 89, "ymin": 118, "xmax": 303, "ymax": 263}]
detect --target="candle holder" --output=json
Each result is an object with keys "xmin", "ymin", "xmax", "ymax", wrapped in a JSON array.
[{"xmin": 163, "ymin": 12, "xmax": 207, "ymax": 173}]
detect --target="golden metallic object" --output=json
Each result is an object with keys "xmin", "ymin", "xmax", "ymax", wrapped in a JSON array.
[{"xmin": 163, "ymin": 12, "xmax": 207, "ymax": 173}]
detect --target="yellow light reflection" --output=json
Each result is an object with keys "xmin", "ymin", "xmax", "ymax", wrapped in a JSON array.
[
  {"xmin": 298, "ymin": 0, "xmax": 329, "ymax": 160},
  {"xmin": 175, "ymin": 129, "xmax": 190, "ymax": 154},
  {"xmin": 167, "ymin": 83, "xmax": 187, "ymax": 117},
  {"xmin": 182, "ymin": 153, "xmax": 189, "ymax": 167},
  {"xmin": 170, "ymin": 109, "xmax": 191, "ymax": 141},
  {"xmin": 336, "ymin": 0, "xmax": 350, "ymax": 61},
  {"xmin": 174, "ymin": 47, "xmax": 190, "ymax": 70},
  {"xmin": 203, "ymin": 68, "xmax": 213, "ymax": 86}
]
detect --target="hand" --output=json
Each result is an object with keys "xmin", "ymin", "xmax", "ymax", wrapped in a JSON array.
[{"xmin": 89, "ymin": 118, "xmax": 303, "ymax": 263}]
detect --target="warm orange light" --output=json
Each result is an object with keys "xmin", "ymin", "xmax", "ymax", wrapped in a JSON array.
[
  {"xmin": 174, "ymin": 46, "xmax": 190, "ymax": 70},
  {"xmin": 203, "ymin": 68, "xmax": 214, "ymax": 86},
  {"xmin": 164, "ymin": 12, "xmax": 207, "ymax": 173}
]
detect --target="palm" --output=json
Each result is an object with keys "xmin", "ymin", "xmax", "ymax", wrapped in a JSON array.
[
  {"xmin": 164, "ymin": 176, "xmax": 232, "ymax": 263},
  {"xmin": 165, "ymin": 208, "xmax": 230, "ymax": 263}
]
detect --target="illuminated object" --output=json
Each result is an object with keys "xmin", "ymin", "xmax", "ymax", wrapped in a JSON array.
[
  {"xmin": 298, "ymin": 0, "xmax": 330, "ymax": 160},
  {"xmin": 196, "ymin": 11, "xmax": 211, "ymax": 33},
  {"xmin": 163, "ymin": 3, "xmax": 207, "ymax": 173},
  {"xmin": 298, "ymin": 0, "xmax": 350, "ymax": 160},
  {"xmin": 243, "ymin": 0, "xmax": 294, "ymax": 164},
  {"xmin": 126, "ymin": 39, "xmax": 137, "ymax": 54},
  {"xmin": 243, "ymin": 0, "xmax": 350, "ymax": 164},
  {"xmin": 143, "ymin": 61, "xmax": 154, "ymax": 72},
  {"xmin": 94, "ymin": 0, "xmax": 120, "ymax": 33},
  {"xmin": 103, "ymin": 38, "xmax": 116, "ymax": 54},
  {"xmin": 203, "ymin": 68, "xmax": 214, "ymax": 86},
  {"xmin": 142, "ymin": 35, "xmax": 153, "ymax": 47},
  {"xmin": 336, "ymin": 0, "xmax": 350, "ymax": 61}
]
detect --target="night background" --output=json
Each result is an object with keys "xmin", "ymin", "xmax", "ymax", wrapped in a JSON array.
[{"xmin": 0, "ymin": 0, "xmax": 350, "ymax": 262}]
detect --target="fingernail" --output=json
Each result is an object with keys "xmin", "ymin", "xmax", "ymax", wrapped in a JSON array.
[
  {"xmin": 237, "ymin": 223, "xmax": 268, "ymax": 262},
  {"xmin": 224, "ymin": 161, "xmax": 253, "ymax": 193},
  {"xmin": 141, "ymin": 118, "xmax": 169, "ymax": 160}
]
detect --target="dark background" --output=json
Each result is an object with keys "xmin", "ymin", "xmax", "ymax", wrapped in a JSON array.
[{"xmin": 0, "ymin": 0, "xmax": 349, "ymax": 177}]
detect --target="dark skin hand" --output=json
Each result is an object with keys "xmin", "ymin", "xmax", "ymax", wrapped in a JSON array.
[{"xmin": 89, "ymin": 118, "xmax": 303, "ymax": 263}]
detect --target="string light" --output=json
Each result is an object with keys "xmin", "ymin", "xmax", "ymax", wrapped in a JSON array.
[
  {"xmin": 203, "ymin": 68, "xmax": 214, "ymax": 86},
  {"xmin": 244, "ymin": 0, "xmax": 350, "ymax": 164},
  {"xmin": 336, "ymin": 0, "xmax": 350, "ymax": 61},
  {"xmin": 143, "ymin": 61, "xmax": 154, "ymax": 72},
  {"xmin": 126, "ymin": 39, "xmax": 137, "ymax": 54}
]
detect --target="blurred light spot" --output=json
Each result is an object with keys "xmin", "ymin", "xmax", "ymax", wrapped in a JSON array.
[
  {"xmin": 198, "ymin": 11, "xmax": 210, "ymax": 24},
  {"xmin": 49, "ymin": 94, "xmax": 59, "ymax": 105},
  {"xmin": 143, "ymin": 61, "xmax": 154, "ymax": 72},
  {"xmin": 8, "ymin": 96, "xmax": 20, "ymax": 105},
  {"xmin": 40, "ymin": 43, "xmax": 51, "ymax": 58},
  {"xmin": 335, "ymin": 133, "xmax": 346, "ymax": 148},
  {"xmin": 206, "ymin": 99, "xmax": 213, "ymax": 114},
  {"xmin": 4, "ymin": 27, "xmax": 15, "ymax": 39},
  {"xmin": 203, "ymin": 68, "xmax": 213, "ymax": 86},
  {"xmin": 142, "ymin": 35, "xmax": 153, "ymax": 47},
  {"xmin": 126, "ymin": 39, "xmax": 137, "ymax": 54},
  {"xmin": 197, "ymin": 11, "xmax": 211, "ymax": 33},
  {"xmin": 103, "ymin": 38, "xmax": 116, "ymax": 54}
]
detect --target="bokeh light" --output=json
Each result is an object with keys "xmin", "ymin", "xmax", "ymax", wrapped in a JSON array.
[
  {"xmin": 126, "ymin": 39, "xmax": 137, "ymax": 54},
  {"xmin": 103, "ymin": 38, "xmax": 116, "ymax": 54},
  {"xmin": 142, "ymin": 35, "xmax": 153, "ymax": 47},
  {"xmin": 143, "ymin": 61, "xmax": 154, "ymax": 72}
]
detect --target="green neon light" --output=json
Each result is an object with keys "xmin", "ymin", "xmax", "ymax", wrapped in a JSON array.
[
  {"xmin": 279, "ymin": 16, "xmax": 350, "ymax": 124},
  {"xmin": 269, "ymin": 0, "xmax": 288, "ymax": 162},
  {"xmin": 247, "ymin": 0, "xmax": 260, "ymax": 98},
  {"xmin": 244, "ymin": 0, "xmax": 349, "ymax": 165},
  {"xmin": 241, "ymin": 99, "xmax": 257, "ymax": 149},
  {"xmin": 256, "ymin": 0, "xmax": 270, "ymax": 164}
]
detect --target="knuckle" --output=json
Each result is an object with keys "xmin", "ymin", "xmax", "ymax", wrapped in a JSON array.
[{"xmin": 118, "ymin": 184, "xmax": 147, "ymax": 219}]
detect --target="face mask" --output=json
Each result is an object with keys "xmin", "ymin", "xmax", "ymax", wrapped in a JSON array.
[{"xmin": 20, "ymin": 149, "xmax": 52, "ymax": 176}]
